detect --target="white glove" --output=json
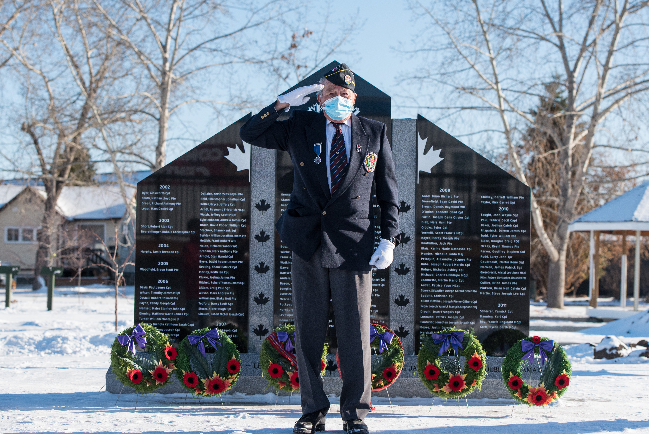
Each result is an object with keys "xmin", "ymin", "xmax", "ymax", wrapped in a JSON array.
[
  {"xmin": 277, "ymin": 84, "xmax": 324, "ymax": 110},
  {"xmin": 369, "ymin": 239, "xmax": 395, "ymax": 269}
]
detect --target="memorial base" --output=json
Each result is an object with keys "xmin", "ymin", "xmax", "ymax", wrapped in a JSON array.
[{"xmin": 106, "ymin": 355, "xmax": 518, "ymax": 400}]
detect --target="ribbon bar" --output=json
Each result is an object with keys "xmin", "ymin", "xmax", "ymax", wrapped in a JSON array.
[
  {"xmin": 188, "ymin": 328, "xmax": 221, "ymax": 356},
  {"xmin": 431, "ymin": 331, "xmax": 464, "ymax": 357},
  {"xmin": 117, "ymin": 324, "xmax": 147, "ymax": 354},
  {"xmin": 370, "ymin": 325, "xmax": 394, "ymax": 354},
  {"xmin": 521, "ymin": 339, "xmax": 554, "ymax": 366}
]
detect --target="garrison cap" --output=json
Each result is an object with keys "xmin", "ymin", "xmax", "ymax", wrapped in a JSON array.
[{"xmin": 324, "ymin": 63, "xmax": 355, "ymax": 91}]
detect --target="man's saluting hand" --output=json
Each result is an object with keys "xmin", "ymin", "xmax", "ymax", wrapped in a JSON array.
[{"xmin": 276, "ymin": 83, "xmax": 324, "ymax": 111}]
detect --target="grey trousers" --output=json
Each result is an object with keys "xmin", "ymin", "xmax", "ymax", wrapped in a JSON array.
[{"xmin": 291, "ymin": 247, "xmax": 373, "ymax": 421}]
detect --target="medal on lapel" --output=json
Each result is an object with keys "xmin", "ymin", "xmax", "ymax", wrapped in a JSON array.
[
  {"xmin": 363, "ymin": 152, "xmax": 378, "ymax": 173},
  {"xmin": 313, "ymin": 143, "xmax": 322, "ymax": 164},
  {"xmin": 356, "ymin": 143, "xmax": 362, "ymax": 153}
]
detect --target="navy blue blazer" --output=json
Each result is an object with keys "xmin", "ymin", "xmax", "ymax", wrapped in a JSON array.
[{"xmin": 240, "ymin": 103, "xmax": 399, "ymax": 271}]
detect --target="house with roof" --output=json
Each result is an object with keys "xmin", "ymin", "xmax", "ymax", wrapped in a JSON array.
[{"xmin": 0, "ymin": 184, "xmax": 136, "ymax": 282}]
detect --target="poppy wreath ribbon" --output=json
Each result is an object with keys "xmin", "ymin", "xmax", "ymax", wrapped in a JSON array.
[
  {"xmin": 417, "ymin": 328, "xmax": 487, "ymax": 398},
  {"xmin": 110, "ymin": 323, "xmax": 176, "ymax": 393},
  {"xmin": 260, "ymin": 324, "xmax": 327, "ymax": 393},
  {"xmin": 502, "ymin": 336, "xmax": 572, "ymax": 406},
  {"xmin": 336, "ymin": 323, "xmax": 404, "ymax": 392},
  {"xmin": 175, "ymin": 327, "xmax": 241, "ymax": 397}
]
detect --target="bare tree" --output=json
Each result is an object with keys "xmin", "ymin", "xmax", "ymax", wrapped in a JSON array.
[
  {"xmin": 0, "ymin": 0, "xmax": 32, "ymax": 70},
  {"xmin": 92, "ymin": 224, "xmax": 136, "ymax": 331},
  {"xmin": 93, "ymin": 0, "xmax": 298, "ymax": 170},
  {"xmin": 1, "ymin": 0, "xmax": 130, "ymax": 283},
  {"xmin": 263, "ymin": 5, "xmax": 358, "ymax": 91},
  {"xmin": 407, "ymin": 0, "xmax": 649, "ymax": 308}
]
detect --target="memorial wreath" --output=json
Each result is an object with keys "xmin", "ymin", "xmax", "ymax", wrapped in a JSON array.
[
  {"xmin": 502, "ymin": 336, "xmax": 571, "ymax": 406},
  {"xmin": 336, "ymin": 323, "xmax": 404, "ymax": 392},
  {"xmin": 175, "ymin": 327, "xmax": 241, "ymax": 396},
  {"xmin": 417, "ymin": 328, "xmax": 487, "ymax": 398},
  {"xmin": 260, "ymin": 324, "xmax": 327, "ymax": 393},
  {"xmin": 110, "ymin": 323, "xmax": 176, "ymax": 393}
]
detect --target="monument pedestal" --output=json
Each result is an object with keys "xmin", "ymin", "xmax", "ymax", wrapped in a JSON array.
[{"xmin": 106, "ymin": 355, "xmax": 514, "ymax": 400}]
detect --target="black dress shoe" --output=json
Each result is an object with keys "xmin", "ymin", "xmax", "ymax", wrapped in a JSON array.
[
  {"xmin": 343, "ymin": 419, "xmax": 368, "ymax": 434},
  {"xmin": 293, "ymin": 408, "xmax": 328, "ymax": 434}
]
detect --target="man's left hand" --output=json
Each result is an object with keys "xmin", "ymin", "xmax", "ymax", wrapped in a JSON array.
[{"xmin": 369, "ymin": 239, "xmax": 395, "ymax": 269}]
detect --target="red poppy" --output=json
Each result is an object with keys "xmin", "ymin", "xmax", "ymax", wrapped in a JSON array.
[
  {"xmin": 268, "ymin": 363, "xmax": 284, "ymax": 379},
  {"xmin": 151, "ymin": 366, "xmax": 169, "ymax": 384},
  {"xmin": 382, "ymin": 366, "xmax": 397, "ymax": 383},
  {"xmin": 183, "ymin": 372, "xmax": 199, "ymax": 388},
  {"xmin": 508, "ymin": 375, "xmax": 523, "ymax": 390},
  {"xmin": 164, "ymin": 346, "xmax": 177, "ymax": 361},
  {"xmin": 128, "ymin": 369, "xmax": 142, "ymax": 384},
  {"xmin": 468, "ymin": 352, "xmax": 483, "ymax": 371},
  {"xmin": 424, "ymin": 362, "xmax": 440, "ymax": 380},
  {"xmin": 321, "ymin": 359, "xmax": 326, "ymax": 372},
  {"xmin": 532, "ymin": 336, "xmax": 541, "ymax": 344},
  {"xmin": 527, "ymin": 386, "xmax": 550, "ymax": 406},
  {"xmin": 554, "ymin": 373, "xmax": 569, "ymax": 389},
  {"xmin": 205, "ymin": 375, "xmax": 230, "ymax": 395},
  {"xmin": 290, "ymin": 371, "xmax": 300, "ymax": 389},
  {"xmin": 446, "ymin": 374, "xmax": 467, "ymax": 392},
  {"xmin": 227, "ymin": 358, "xmax": 241, "ymax": 374}
]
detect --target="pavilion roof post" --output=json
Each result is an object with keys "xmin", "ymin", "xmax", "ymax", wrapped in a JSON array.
[{"xmin": 634, "ymin": 231, "xmax": 641, "ymax": 311}]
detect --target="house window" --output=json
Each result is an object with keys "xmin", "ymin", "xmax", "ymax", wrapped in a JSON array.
[
  {"xmin": 6, "ymin": 228, "xmax": 19, "ymax": 242},
  {"xmin": 5, "ymin": 227, "xmax": 38, "ymax": 243},
  {"xmin": 76, "ymin": 224, "xmax": 105, "ymax": 242}
]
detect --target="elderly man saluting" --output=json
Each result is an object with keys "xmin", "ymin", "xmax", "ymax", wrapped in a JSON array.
[{"xmin": 240, "ymin": 63, "xmax": 399, "ymax": 434}]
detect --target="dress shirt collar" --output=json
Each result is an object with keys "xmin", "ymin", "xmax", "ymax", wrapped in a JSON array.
[{"xmin": 326, "ymin": 118, "xmax": 351, "ymax": 129}]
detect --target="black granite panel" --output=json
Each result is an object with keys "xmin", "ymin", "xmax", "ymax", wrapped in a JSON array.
[
  {"xmin": 414, "ymin": 115, "xmax": 530, "ymax": 350},
  {"xmin": 135, "ymin": 115, "xmax": 251, "ymax": 351}
]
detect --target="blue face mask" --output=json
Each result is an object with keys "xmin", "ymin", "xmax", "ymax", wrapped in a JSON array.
[{"xmin": 322, "ymin": 96, "xmax": 354, "ymax": 121}]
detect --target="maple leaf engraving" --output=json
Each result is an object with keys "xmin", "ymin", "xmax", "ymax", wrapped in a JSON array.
[
  {"xmin": 253, "ymin": 324, "xmax": 269, "ymax": 338},
  {"xmin": 394, "ymin": 263, "xmax": 410, "ymax": 275},
  {"xmin": 254, "ymin": 262, "xmax": 270, "ymax": 274},
  {"xmin": 395, "ymin": 326, "xmax": 410, "ymax": 339},
  {"xmin": 398, "ymin": 201, "xmax": 411, "ymax": 213},
  {"xmin": 417, "ymin": 133, "xmax": 443, "ymax": 184},
  {"xmin": 255, "ymin": 199, "xmax": 271, "ymax": 213},
  {"xmin": 224, "ymin": 141, "xmax": 251, "ymax": 181},
  {"xmin": 399, "ymin": 232, "xmax": 411, "ymax": 245},
  {"xmin": 394, "ymin": 294, "xmax": 410, "ymax": 307},
  {"xmin": 325, "ymin": 359, "xmax": 338, "ymax": 373},
  {"xmin": 254, "ymin": 230, "xmax": 270, "ymax": 243},
  {"xmin": 253, "ymin": 292, "xmax": 269, "ymax": 305}
]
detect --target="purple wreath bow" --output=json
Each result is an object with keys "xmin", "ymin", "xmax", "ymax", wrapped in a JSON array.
[
  {"xmin": 370, "ymin": 325, "xmax": 394, "ymax": 354},
  {"xmin": 117, "ymin": 324, "xmax": 147, "ymax": 354},
  {"xmin": 276, "ymin": 330, "xmax": 295, "ymax": 353},
  {"xmin": 431, "ymin": 331, "xmax": 464, "ymax": 356},
  {"xmin": 188, "ymin": 329, "xmax": 221, "ymax": 356},
  {"xmin": 521, "ymin": 339, "xmax": 554, "ymax": 366}
]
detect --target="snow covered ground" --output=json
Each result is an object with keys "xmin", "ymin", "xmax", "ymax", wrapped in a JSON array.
[{"xmin": 1, "ymin": 285, "xmax": 648, "ymax": 434}]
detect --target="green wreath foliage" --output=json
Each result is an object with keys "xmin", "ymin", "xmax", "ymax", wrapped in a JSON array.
[
  {"xmin": 260, "ymin": 324, "xmax": 327, "ymax": 393},
  {"xmin": 417, "ymin": 328, "xmax": 487, "ymax": 398},
  {"xmin": 174, "ymin": 327, "xmax": 241, "ymax": 396},
  {"xmin": 110, "ymin": 323, "xmax": 175, "ymax": 393},
  {"xmin": 501, "ymin": 336, "xmax": 572, "ymax": 406}
]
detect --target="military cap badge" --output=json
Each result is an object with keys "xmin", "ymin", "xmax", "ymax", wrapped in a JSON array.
[{"xmin": 364, "ymin": 152, "xmax": 378, "ymax": 173}]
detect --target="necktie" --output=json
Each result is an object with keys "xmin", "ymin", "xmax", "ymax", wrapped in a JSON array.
[{"xmin": 330, "ymin": 123, "xmax": 348, "ymax": 194}]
